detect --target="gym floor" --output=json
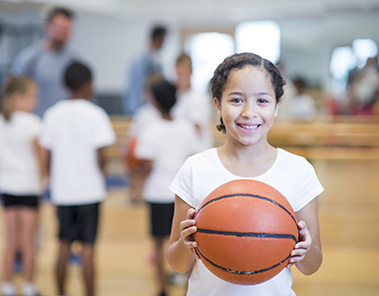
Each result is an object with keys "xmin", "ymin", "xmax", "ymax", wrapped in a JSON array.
[{"xmin": 0, "ymin": 158, "xmax": 378, "ymax": 296}]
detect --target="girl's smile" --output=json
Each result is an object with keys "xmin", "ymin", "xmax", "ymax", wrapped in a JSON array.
[{"xmin": 237, "ymin": 123, "xmax": 261, "ymax": 132}]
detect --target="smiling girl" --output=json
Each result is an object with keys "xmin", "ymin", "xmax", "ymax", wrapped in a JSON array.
[{"xmin": 167, "ymin": 53, "xmax": 324, "ymax": 296}]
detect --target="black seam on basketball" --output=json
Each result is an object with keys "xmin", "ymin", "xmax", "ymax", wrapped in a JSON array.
[
  {"xmin": 196, "ymin": 247, "xmax": 291, "ymax": 275},
  {"xmin": 196, "ymin": 193, "xmax": 297, "ymax": 225},
  {"xmin": 197, "ymin": 228, "xmax": 298, "ymax": 243}
]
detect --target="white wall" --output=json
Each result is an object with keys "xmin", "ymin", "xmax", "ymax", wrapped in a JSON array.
[
  {"xmin": 0, "ymin": 6, "xmax": 181, "ymax": 94},
  {"xmin": 47, "ymin": 10, "xmax": 379, "ymax": 94},
  {"xmin": 1, "ymin": 2, "xmax": 378, "ymax": 95},
  {"xmin": 70, "ymin": 14, "xmax": 180, "ymax": 94}
]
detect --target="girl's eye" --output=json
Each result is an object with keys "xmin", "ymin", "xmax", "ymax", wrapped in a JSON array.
[
  {"xmin": 257, "ymin": 98, "xmax": 268, "ymax": 104},
  {"xmin": 231, "ymin": 98, "xmax": 243, "ymax": 103}
]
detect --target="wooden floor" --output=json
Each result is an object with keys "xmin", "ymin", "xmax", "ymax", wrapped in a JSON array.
[{"xmin": 0, "ymin": 158, "xmax": 378, "ymax": 296}]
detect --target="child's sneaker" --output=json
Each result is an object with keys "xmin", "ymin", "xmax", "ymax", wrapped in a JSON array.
[
  {"xmin": 22, "ymin": 282, "xmax": 40, "ymax": 296},
  {"xmin": 1, "ymin": 282, "xmax": 16, "ymax": 296}
]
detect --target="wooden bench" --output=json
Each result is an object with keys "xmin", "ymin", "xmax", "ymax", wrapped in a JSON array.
[
  {"xmin": 107, "ymin": 116, "xmax": 379, "ymax": 161},
  {"xmin": 106, "ymin": 116, "xmax": 132, "ymax": 159},
  {"xmin": 268, "ymin": 120, "xmax": 379, "ymax": 160}
]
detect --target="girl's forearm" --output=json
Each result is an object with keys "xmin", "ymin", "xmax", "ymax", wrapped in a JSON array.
[
  {"xmin": 296, "ymin": 243, "xmax": 322, "ymax": 275},
  {"xmin": 167, "ymin": 238, "xmax": 195, "ymax": 274}
]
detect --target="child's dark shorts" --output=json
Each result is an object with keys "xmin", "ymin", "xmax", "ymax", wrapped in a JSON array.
[
  {"xmin": 1, "ymin": 193, "xmax": 40, "ymax": 209},
  {"xmin": 57, "ymin": 202, "xmax": 100, "ymax": 245},
  {"xmin": 148, "ymin": 202, "xmax": 174, "ymax": 237}
]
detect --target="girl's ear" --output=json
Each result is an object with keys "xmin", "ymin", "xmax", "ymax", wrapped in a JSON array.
[
  {"xmin": 213, "ymin": 97, "xmax": 222, "ymax": 117},
  {"xmin": 274, "ymin": 97, "xmax": 282, "ymax": 118}
]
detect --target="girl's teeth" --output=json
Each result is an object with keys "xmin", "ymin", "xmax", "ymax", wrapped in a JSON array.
[{"xmin": 240, "ymin": 124, "xmax": 258, "ymax": 129}]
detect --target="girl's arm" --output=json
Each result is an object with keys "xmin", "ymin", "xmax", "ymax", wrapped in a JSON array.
[
  {"xmin": 290, "ymin": 197, "xmax": 322, "ymax": 275},
  {"xmin": 33, "ymin": 138, "xmax": 49, "ymax": 179},
  {"xmin": 167, "ymin": 195, "xmax": 199, "ymax": 274}
]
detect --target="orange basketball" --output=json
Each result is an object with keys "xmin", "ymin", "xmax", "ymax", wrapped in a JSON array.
[
  {"xmin": 124, "ymin": 137, "xmax": 143, "ymax": 168},
  {"xmin": 194, "ymin": 179, "xmax": 298, "ymax": 285}
]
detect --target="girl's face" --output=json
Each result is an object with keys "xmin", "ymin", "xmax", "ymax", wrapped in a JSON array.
[
  {"xmin": 14, "ymin": 83, "xmax": 38, "ymax": 113},
  {"xmin": 214, "ymin": 65, "xmax": 279, "ymax": 147},
  {"xmin": 175, "ymin": 62, "xmax": 192, "ymax": 91}
]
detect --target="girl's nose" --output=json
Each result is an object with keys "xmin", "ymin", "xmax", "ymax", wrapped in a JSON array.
[{"xmin": 241, "ymin": 101, "xmax": 258, "ymax": 118}]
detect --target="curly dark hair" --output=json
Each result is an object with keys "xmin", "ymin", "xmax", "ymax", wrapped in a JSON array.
[
  {"xmin": 210, "ymin": 52, "xmax": 286, "ymax": 133},
  {"xmin": 64, "ymin": 61, "xmax": 92, "ymax": 92},
  {"xmin": 150, "ymin": 79, "xmax": 177, "ymax": 115}
]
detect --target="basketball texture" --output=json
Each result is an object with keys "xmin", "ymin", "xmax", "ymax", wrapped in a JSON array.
[
  {"xmin": 193, "ymin": 179, "xmax": 298, "ymax": 285},
  {"xmin": 123, "ymin": 137, "xmax": 143, "ymax": 168}
]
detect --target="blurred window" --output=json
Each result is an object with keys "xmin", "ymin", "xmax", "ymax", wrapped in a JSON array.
[
  {"xmin": 352, "ymin": 38, "xmax": 378, "ymax": 69},
  {"xmin": 235, "ymin": 21, "xmax": 281, "ymax": 64},
  {"xmin": 185, "ymin": 32, "xmax": 234, "ymax": 92},
  {"xmin": 330, "ymin": 39, "xmax": 378, "ymax": 99},
  {"xmin": 330, "ymin": 46, "xmax": 356, "ymax": 99}
]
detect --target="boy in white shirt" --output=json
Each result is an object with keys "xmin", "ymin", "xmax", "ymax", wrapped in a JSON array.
[{"xmin": 39, "ymin": 61, "xmax": 115, "ymax": 296}]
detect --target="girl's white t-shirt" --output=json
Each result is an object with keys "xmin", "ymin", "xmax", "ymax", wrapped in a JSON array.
[
  {"xmin": 0, "ymin": 112, "xmax": 42, "ymax": 195},
  {"xmin": 169, "ymin": 148, "xmax": 324, "ymax": 296},
  {"xmin": 135, "ymin": 117, "xmax": 201, "ymax": 203}
]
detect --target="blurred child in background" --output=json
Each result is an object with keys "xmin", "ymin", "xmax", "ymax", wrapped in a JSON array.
[
  {"xmin": 0, "ymin": 76, "xmax": 46, "ymax": 296},
  {"xmin": 39, "ymin": 61, "xmax": 115, "ymax": 296},
  {"xmin": 123, "ymin": 74, "xmax": 161, "ymax": 204},
  {"xmin": 290, "ymin": 77, "xmax": 317, "ymax": 121},
  {"xmin": 134, "ymin": 79, "xmax": 201, "ymax": 296},
  {"xmin": 172, "ymin": 53, "xmax": 213, "ymax": 151}
]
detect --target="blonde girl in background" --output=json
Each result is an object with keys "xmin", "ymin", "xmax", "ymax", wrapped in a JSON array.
[{"xmin": 0, "ymin": 76, "xmax": 46, "ymax": 296}]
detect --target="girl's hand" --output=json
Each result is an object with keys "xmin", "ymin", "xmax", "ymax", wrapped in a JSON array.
[
  {"xmin": 179, "ymin": 208, "xmax": 200, "ymax": 259},
  {"xmin": 287, "ymin": 220, "xmax": 312, "ymax": 268}
]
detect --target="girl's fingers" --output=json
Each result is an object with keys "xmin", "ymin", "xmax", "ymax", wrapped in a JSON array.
[
  {"xmin": 181, "ymin": 225, "xmax": 197, "ymax": 239},
  {"xmin": 287, "ymin": 227, "xmax": 312, "ymax": 268},
  {"xmin": 190, "ymin": 247, "xmax": 201, "ymax": 260},
  {"xmin": 178, "ymin": 208, "xmax": 199, "ymax": 256},
  {"xmin": 179, "ymin": 219, "xmax": 195, "ymax": 231},
  {"xmin": 186, "ymin": 208, "xmax": 197, "ymax": 219},
  {"xmin": 297, "ymin": 220, "xmax": 306, "ymax": 230},
  {"xmin": 291, "ymin": 249, "xmax": 307, "ymax": 259},
  {"xmin": 184, "ymin": 236, "xmax": 197, "ymax": 248},
  {"xmin": 180, "ymin": 208, "xmax": 197, "ymax": 238}
]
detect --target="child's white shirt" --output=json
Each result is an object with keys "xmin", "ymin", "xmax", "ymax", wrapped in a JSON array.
[
  {"xmin": 39, "ymin": 99, "xmax": 115, "ymax": 205},
  {"xmin": 135, "ymin": 117, "xmax": 201, "ymax": 203},
  {"xmin": 0, "ymin": 112, "xmax": 42, "ymax": 194},
  {"xmin": 169, "ymin": 148, "xmax": 324, "ymax": 296}
]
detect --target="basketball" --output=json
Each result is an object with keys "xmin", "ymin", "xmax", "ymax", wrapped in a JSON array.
[
  {"xmin": 193, "ymin": 179, "xmax": 298, "ymax": 285},
  {"xmin": 123, "ymin": 137, "xmax": 143, "ymax": 168}
]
